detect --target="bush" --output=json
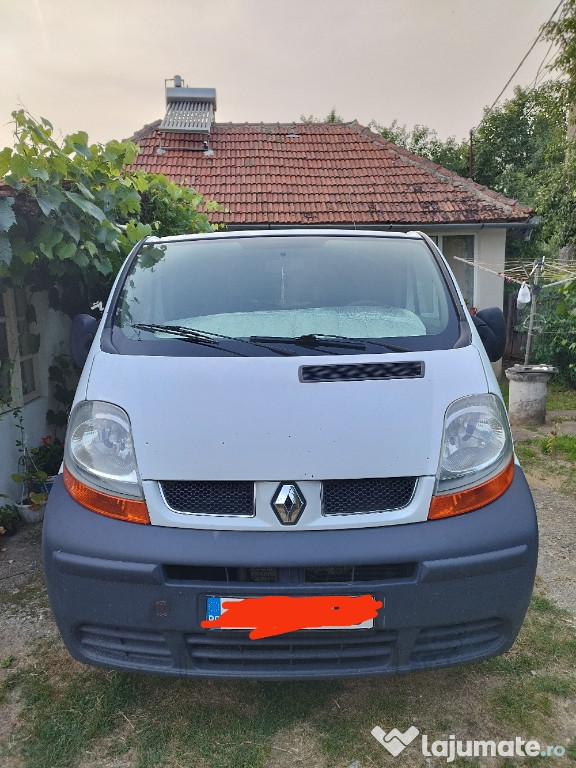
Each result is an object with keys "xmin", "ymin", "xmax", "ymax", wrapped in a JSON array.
[{"xmin": 530, "ymin": 293, "xmax": 576, "ymax": 387}]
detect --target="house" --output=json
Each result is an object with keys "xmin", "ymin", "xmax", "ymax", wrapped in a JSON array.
[{"xmin": 129, "ymin": 81, "xmax": 535, "ymax": 316}]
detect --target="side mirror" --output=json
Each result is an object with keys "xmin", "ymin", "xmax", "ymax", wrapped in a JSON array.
[
  {"xmin": 471, "ymin": 307, "xmax": 506, "ymax": 362},
  {"xmin": 71, "ymin": 314, "xmax": 99, "ymax": 369}
]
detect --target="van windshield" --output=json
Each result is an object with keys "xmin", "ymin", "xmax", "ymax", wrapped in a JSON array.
[{"xmin": 112, "ymin": 234, "xmax": 461, "ymax": 356}]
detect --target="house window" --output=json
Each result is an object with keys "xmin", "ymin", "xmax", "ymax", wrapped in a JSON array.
[
  {"xmin": 0, "ymin": 288, "xmax": 40, "ymax": 410},
  {"xmin": 441, "ymin": 235, "xmax": 475, "ymax": 308}
]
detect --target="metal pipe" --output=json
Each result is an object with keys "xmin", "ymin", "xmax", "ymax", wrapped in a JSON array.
[
  {"xmin": 524, "ymin": 260, "xmax": 543, "ymax": 365},
  {"xmin": 226, "ymin": 222, "xmax": 532, "ymax": 232}
]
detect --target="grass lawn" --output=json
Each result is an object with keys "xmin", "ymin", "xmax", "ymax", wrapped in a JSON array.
[{"xmin": 500, "ymin": 376, "xmax": 576, "ymax": 496}]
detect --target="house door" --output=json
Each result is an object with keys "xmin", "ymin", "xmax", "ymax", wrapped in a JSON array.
[{"xmin": 441, "ymin": 235, "xmax": 475, "ymax": 309}]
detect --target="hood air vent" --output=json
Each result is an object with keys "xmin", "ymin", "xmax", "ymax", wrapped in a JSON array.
[
  {"xmin": 160, "ymin": 77, "xmax": 216, "ymax": 134},
  {"xmin": 299, "ymin": 361, "xmax": 425, "ymax": 383}
]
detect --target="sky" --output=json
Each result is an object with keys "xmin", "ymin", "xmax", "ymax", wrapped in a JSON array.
[{"xmin": 0, "ymin": 0, "xmax": 564, "ymax": 151}]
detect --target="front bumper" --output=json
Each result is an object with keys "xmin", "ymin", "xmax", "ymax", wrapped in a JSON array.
[{"xmin": 43, "ymin": 470, "xmax": 538, "ymax": 679}]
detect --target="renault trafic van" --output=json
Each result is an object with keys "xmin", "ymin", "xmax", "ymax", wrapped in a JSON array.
[{"xmin": 43, "ymin": 229, "xmax": 537, "ymax": 679}]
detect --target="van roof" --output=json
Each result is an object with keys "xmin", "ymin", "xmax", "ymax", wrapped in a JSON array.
[{"xmin": 144, "ymin": 229, "xmax": 426, "ymax": 245}]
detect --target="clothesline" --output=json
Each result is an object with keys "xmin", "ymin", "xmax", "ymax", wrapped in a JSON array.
[{"xmin": 452, "ymin": 256, "xmax": 576, "ymax": 290}]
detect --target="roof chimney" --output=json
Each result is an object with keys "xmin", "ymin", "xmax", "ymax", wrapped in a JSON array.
[{"xmin": 159, "ymin": 76, "xmax": 216, "ymax": 134}]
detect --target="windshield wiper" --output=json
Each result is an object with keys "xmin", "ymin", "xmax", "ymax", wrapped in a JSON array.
[
  {"xmin": 250, "ymin": 333, "xmax": 414, "ymax": 353},
  {"xmin": 362, "ymin": 340, "xmax": 413, "ymax": 353},
  {"xmin": 131, "ymin": 323, "xmax": 295, "ymax": 357},
  {"xmin": 250, "ymin": 333, "xmax": 366, "ymax": 350}
]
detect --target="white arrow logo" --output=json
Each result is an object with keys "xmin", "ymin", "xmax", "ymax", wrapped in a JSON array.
[{"xmin": 371, "ymin": 725, "xmax": 420, "ymax": 756}]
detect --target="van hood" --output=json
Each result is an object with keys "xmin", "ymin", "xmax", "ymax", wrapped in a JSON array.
[{"xmin": 84, "ymin": 346, "xmax": 489, "ymax": 481}]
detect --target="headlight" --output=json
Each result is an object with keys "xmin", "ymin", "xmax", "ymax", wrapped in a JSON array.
[
  {"xmin": 436, "ymin": 394, "xmax": 512, "ymax": 493},
  {"xmin": 64, "ymin": 401, "xmax": 149, "ymax": 523},
  {"xmin": 429, "ymin": 394, "xmax": 514, "ymax": 519}
]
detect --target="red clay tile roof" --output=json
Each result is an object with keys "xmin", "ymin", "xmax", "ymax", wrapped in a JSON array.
[{"xmin": 128, "ymin": 120, "xmax": 533, "ymax": 227}]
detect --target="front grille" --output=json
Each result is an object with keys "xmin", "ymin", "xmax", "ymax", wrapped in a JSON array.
[
  {"xmin": 185, "ymin": 630, "xmax": 398, "ymax": 673},
  {"xmin": 323, "ymin": 477, "xmax": 416, "ymax": 514},
  {"xmin": 78, "ymin": 624, "xmax": 172, "ymax": 668},
  {"xmin": 160, "ymin": 478, "xmax": 415, "ymax": 517},
  {"xmin": 164, "ymin": 563, "xmax": 415, "ymax": 583},
  {"xmin": 73, "ymin": 617, "xmax": 507, "ymax": 676},
  {"xmin": 164, "ymin": 565, "xmax": 279, "ymax": 583},
  {"xmin": 304, "ymin": 563, "xmax": 415, "ymax": 582},
  {"xmin": 410, "ymin": 618, "xmax": 505, "ymax": 666},
  {"xmin": 160, "ymin": 481, "xmax": 254, "ymax": 516}
]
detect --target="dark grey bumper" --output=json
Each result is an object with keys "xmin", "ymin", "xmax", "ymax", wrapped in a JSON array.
[{"xmin": 43, "ymin": 469, "xmax": 538, "ymax": 679}]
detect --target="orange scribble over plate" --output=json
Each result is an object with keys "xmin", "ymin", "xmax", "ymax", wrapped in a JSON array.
[{"xmin": 201, "ymin": 594, "xmax": 383, "ymax": 639}]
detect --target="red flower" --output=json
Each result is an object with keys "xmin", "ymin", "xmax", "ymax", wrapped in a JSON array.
[{"xmin": 41, "ymin": 435, "xmax": 52, "ymax": 446}]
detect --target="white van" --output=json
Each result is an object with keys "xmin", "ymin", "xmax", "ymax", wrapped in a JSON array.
[{"xmin": 43, "ymin": 229, "xmax": 537, "ymax": 679}]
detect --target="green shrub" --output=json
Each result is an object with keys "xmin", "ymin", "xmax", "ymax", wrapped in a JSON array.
[{"xmin": 530, "ymin": 293, "xmax": 576, "ymax": 386}]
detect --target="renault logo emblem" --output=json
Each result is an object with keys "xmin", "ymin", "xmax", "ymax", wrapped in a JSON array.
[{"xmin": 271, "ymin": 483, "xmax": 306, "ymax": 525}]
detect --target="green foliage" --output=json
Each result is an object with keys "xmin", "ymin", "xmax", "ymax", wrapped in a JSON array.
[
  {"xmin": 11, "ymin": 406, "xmax": 48, "ymax": 506},
  {"xmin": 547, "ymin": 379, "xmax": 576, "ymax": 410},
  {"xmin": 0, "ymin": 502, "xmax": 18, "ymax": 534},
  {"xmin": 542, "ymin": 0, "xmax": 576, "ymax": 107},
  {"xmin": 472, "ymin": 83, "xmax": 573, "ymax": 251},
  {"xmin": 46, "ymin": 353, "xmax": 77, "ymax": 436},
  {"xmin": 0, "ymin": 109, "xmax": 218, "ymax": 316},
  {"xmin": 531, "ymin": 290, "xmax": 576, "ymax": 386},
  {"xmin": 29, "ymin": 437, "xmax": 64, "ymax": 476},
  {"xmin": 300, "ymin": 107, "xmax": 343, "ymax": 123},
  {"xmin": 369, "ymin": 119, "xmax": 469, "ymax": 176},
  {"xmin": 541, "ymin": 433, "xmax": 576, "ymax": 460},
  {"xmin": 138, "ymin": 176, "xmax": 215, "ymax": 237},
  {"xmin": 473, "ymin": 84, "xmax": 566, "ymax": 198}
]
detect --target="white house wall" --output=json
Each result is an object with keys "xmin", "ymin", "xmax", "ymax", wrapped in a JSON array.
[{"xmin": 0, "ymin": 293, "xmax": 70, "ymax": 502}]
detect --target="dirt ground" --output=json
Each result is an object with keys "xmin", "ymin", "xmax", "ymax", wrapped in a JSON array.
[
  {"xmin": 525, "ymin": 477, "xmax": 576, "ymax": 617},
  {"xmin": 0, "ymin": 523, "xmax": 54, "ymax": 664},
  {"xmin": 511, "ymin": 412, "xmax": 576, "ymax": 618}
]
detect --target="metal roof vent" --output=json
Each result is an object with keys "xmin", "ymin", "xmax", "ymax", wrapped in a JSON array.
[{"xmin": 160, "ymin": 77, "xmax": 216, "ymax": 134}]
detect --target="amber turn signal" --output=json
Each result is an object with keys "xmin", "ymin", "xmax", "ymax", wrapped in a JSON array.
[
  {"xmin": 428, "ymin": 460, "xmax": 514, "ymax": 520},
  {"xmin": 63, "ymin": 465, "xmax": 150, "ymax": 524}
]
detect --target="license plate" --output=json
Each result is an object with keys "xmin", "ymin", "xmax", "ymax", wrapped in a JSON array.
[{"xmin": 205, "ymin": 595, "xmax": 377, "ymax": 631}]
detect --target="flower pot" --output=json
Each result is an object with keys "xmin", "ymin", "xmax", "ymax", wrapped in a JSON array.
[
  {"xmin": 32, "ymin": 476, "xmax": 57, "ymax": 495},
  {"xmin": 15, "ymin": 500, "xmax": 46, "ymax": 524},
  {"xmin": 44, "ymin": 475, "xmax": 59, "ymax": 494}
]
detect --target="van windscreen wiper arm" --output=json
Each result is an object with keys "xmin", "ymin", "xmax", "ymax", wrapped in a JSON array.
[
  {"xmin": 249, "ymin": 333, "xmax": 366, "ymax": 350},
  {"xmin": 131, "ymin": 323, "xmax": 295, "ymax": 356},
  {"xmin": 132, "ymin": 323, "xmax": 225, "ymax": 345}
]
